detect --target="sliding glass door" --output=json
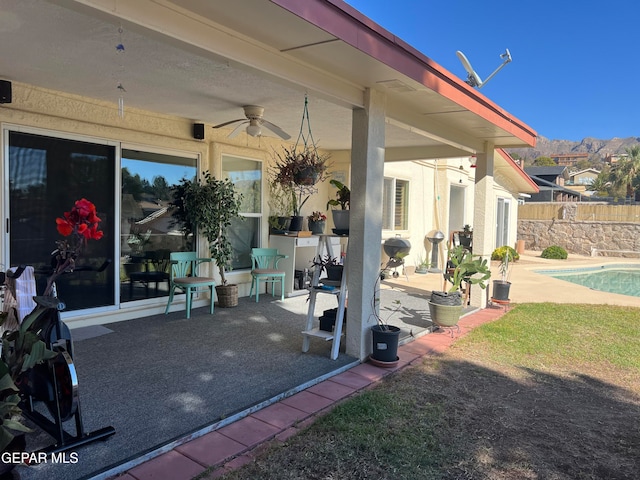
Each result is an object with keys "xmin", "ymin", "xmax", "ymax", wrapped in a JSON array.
[
  {"xmin": 5, "ymin": 130, "xmax": 198, "ymax": 312},
  {"xmin": 7, "ymin": 131, "xmax": 116, "ymax": 311}
]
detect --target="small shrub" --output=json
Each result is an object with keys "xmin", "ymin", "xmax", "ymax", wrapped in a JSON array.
[
  {"xmin": 541, "ymin": 245, "xmax": 568, "ymax": 259},
  {"xmin": 491, "ymin": 246, "xmax": 519, "ymax": 262}
]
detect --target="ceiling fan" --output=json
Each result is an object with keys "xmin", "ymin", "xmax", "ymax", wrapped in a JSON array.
[{"xmin": 212, "ymin": 105, "xmax": 291, "ymax": 140}]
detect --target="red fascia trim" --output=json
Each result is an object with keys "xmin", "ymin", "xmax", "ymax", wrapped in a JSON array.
[
  {"xmin": 269, "ymin": 0, "xmax": 537, "ymax": 147},
  {"xmin": 497, "ymin": 148, "xmax": 539, "ymax": 192}
]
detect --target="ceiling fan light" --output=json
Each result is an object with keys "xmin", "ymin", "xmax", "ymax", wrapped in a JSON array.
[{"xmin": 246, "ymin": 124, "xmax": 261, "ymax": 137}]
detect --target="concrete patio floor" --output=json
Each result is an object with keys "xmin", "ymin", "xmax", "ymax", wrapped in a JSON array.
[{"xmin": 16, "ymin": 250, "xmax": 640, "ymax": 480}]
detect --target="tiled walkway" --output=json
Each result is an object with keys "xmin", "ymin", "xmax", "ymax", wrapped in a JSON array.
[{"xmin": 116, "ymin": 307, "xmax": 506, "ymax": 480}]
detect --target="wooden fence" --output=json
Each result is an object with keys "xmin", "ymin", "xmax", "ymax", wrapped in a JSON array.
[{"xmin": 518, "ymin": 203, "xmax": 640, "ymax": 222}]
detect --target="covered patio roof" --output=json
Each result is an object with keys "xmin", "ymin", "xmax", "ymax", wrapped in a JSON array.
[{"xmin": 0, "ymin": 0, "xmax": 536, "ymax": 159}]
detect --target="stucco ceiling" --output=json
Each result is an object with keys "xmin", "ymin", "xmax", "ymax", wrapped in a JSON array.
[{"xmin": 0, "ymin": 0, "xmax": 536, "ymax": 158}]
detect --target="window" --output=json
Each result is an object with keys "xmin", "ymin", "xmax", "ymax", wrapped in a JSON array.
[
  {"xmin": 495, "ymin": 197, "xmax": 511, "ymax": 247},
  {"xmin": 383, "ymin": 178, "xmax": 409, "ymax": 230},
  {"xmin": 121, "ymin": 149, "xmax": 197, "ymax": 302},
  {"xmin": 222, "ymin": 155, "xmax": 262, "ymax": 270}
]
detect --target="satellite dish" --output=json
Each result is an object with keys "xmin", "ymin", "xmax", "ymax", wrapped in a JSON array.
[{"xmin": 456, "ymin": 49, "xmax": 512, "ymax": 89}]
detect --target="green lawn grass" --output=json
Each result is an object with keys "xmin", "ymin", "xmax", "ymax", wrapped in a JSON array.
[
  {"xmin": 213, "ymin": 303, "xmax": 640, "ymax": 480},
  {"xmin": 458, "ymin": 303, "xmax": 640, "ymax": 371}
]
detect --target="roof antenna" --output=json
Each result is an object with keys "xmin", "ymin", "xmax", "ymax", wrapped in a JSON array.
[{"xmin": 456, "ymin": 49, "xmax": 512, "ymax": 89}]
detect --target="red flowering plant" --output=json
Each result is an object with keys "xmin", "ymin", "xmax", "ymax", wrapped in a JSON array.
[
  {"xmin": 307, "ymin": 211, "xmax": 327, "ymax": 222},
  {"xmin": 45, "ymin": 198, "xmax": 104, "ymax": 296}
]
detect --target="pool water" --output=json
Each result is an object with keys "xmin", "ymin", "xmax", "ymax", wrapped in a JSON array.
[{"xmin": 537, "ymin": 264, "xmax": 640, "ymax": 297}]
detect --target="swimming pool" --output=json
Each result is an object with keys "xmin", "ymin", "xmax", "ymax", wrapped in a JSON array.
[{"xmin": 536, "ymin": 264, "xmax": 640, "ymax": 298}]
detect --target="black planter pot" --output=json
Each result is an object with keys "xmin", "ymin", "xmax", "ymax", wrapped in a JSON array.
[
  {"xmin": 288, "ymin": 216, "xmax": 304, "ymax": 232},
  {"xmin": 371, "ymin": 324, "xmax": 400, "ymax": 362},
  {"xmin": 492, "ymin": 280, "xmax": 511, "ymax": 301},
  {"xmin": 325, "ymin": 264, "xmax": 344, "ymax": 281}
]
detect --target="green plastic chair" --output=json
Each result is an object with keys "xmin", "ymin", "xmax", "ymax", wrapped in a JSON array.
[
  {"xmin": 165, "ymin": 252, "xmax": 216, "ymax": 318},
  {"xmin": 249, "ymin": 248, "xmax": 288, "ymax": 302}
]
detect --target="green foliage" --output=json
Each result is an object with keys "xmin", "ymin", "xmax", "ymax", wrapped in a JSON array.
[
  {"xmin": 447, "ymin": 245, "xmax": 491, "ymax": 293},
  {"xmin": 326, "ymin": 179, "xmax": 350, "ymax": 210},
  {"xmin": 609, "ymin": 145, "xmax": 640, "ymax": 199},
  {"xmin": 0, "ymin": 308, "xmax": 57, "ymax": 451},
  {"xmin": 175, "ymin": 171, "xmax": 243, "ymax": 284},
  {"xmin": 533, "ymin": 156, "xmax": 556, "ymax": 166},
  {"xmin": 541, "ymin": 245, "xmax": 568, "ymax": 259},
  {"xmin": 491, "ymin": 246, "xmax": 519, "ymax": 262}
]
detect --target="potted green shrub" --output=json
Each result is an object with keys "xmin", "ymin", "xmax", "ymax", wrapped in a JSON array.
[
  {"xmin": 370, "ymin": 264, "xmax": 404, "ymax": 366},
  {"xmin": 173, "ymin": 171, "xmax": 243, "ymax": 307},
  {"xmin": 326, "ymin": 179, "xmax": 350, "ymax": 233},
  {"xmin": 429, "ymin": 246, "xmax": 491, "ymax": 328},
  {"xmin": 267, "ymin": 179, "xmax": 294, "ymax": 234},
  {"xmin": 491, "ymin": 246, "xmax": 518, "ymax": 301}
]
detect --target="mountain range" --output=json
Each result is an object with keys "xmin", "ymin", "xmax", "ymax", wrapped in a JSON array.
[{"xmin": 507, "ymin": 135, "xmax": 640, "ymax": 163}]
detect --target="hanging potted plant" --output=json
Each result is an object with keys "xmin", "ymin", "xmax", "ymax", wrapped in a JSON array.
[
  {"xmin": 271, "ymin": 95, "xmax": 331, "ymax": 231},
  {"xmin": 326, "ymin": 179, "xmax": 350, "ymax": 233},
  {"xmin": 173, "ymin": 171, "xmax": 243, "ymax": 307},
  {"xmin": 429, "ymin": 246, "xmax": 491, "ymax": 328}
]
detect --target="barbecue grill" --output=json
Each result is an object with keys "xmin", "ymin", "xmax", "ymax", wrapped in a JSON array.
[{"xmin": 381, "ymin": 237, "xmax": 411, "ymax": 279}]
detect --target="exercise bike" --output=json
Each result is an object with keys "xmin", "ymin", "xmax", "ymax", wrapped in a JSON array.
[{"xmin": 1, "ymin": 262, "xmax": 115, "ymax": 455}]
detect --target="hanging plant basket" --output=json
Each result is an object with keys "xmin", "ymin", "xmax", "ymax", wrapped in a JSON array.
[{"xmin": 294, "ymin": 166, "xmax": 320, "ymax": 186}]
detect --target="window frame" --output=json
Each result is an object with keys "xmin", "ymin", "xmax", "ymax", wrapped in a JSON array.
[
  {"xmin": 221, "ymin": 153, "xmax": 264, "ymax": 271},
  {"xmin": 382, "ymin": 176, "xmax": 410, "ymax": 232}
]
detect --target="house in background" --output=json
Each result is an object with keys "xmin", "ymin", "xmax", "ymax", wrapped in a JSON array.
[
  {"xmin": 551, "ymin": 152, "xmax": 589, "ymax": 167},
  {"xmin": 524, "ymin": 166, "xmax": 581, "ymax": 202},
  {"xmin": 0, "ymin": 0, "xmax": 537, "ymax": 361},
  {"xmin": 566, "ymin": 167, "xmax": 601, "ymax": 196}
]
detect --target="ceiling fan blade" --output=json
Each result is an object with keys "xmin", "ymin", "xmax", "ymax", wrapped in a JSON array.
[
  {"xmin": 261, "ymin": 119, "xmax": 291, "ymax": 140},
  {"xmin": 212, "ymin": 118, "xmax": 245, "ymax": 129},
  {"xmin": 228, "ymin": 120, "xmax": 249, "ymax": 138}
]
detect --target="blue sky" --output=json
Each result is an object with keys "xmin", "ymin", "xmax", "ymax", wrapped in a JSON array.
[{"xmin": 345, "ymin": 0, "xmax": 638, "ymax": 142}]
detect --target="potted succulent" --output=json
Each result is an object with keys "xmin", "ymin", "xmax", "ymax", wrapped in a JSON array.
[
  {"xmin": 312, "ymin": 254, "xmax": 343, "ymax": 282},
  {"xmin": 173, "ymin": 171, "xmax": 243, "ymax": 307},
  {"xmin": 491, "ymin": 246, "xmax": 518, "ymax": 301},
  {"xmin": 271, "ymin": 145, "xmax": 331, "ymax": 231},
  {"xmin": 326, "ymin": 179, "xmax": 350, "ymax": 233},
  {"xmin": 459, "ymin": 224, "xmax": 473, "ymax": 249},
  {"xmin": 414, "ymin": 253, "xmax": 429, "ymax": 274},
  {"xmin": 429, "ymin": 245, "xmax": 491, "ymax": 328},
  {"xmin": 307, "ymin": 211, "xmax": 327, "ymax": 235}
]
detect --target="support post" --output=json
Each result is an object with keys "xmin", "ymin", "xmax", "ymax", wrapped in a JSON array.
[{"xmin": 346, "ymin": 88, "xmax": 386, "ymax": 361}]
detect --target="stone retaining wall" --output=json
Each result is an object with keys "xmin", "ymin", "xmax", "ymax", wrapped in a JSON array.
[{"xmin": 517, "ymin": 219, "xmax": 640, "ymax": 256}]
